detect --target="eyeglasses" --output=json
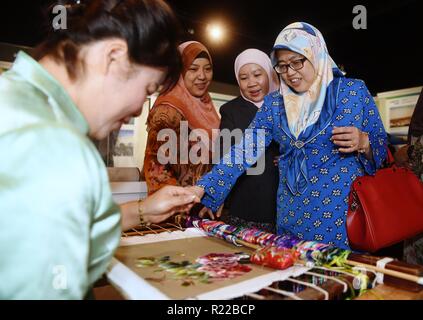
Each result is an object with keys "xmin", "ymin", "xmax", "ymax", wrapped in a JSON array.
[{"xmin": 274, "ymin": 58, "xmax": 307, "ymax": 74}]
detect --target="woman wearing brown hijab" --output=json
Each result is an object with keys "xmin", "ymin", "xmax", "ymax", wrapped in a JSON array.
[{"xmin": 143, "ymin": 41, "xmax": 220, "ymax": 217}]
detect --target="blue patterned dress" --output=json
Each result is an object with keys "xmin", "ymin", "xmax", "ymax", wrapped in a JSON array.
[{"xmin": 197, "ymin": 77, "xmax": 387, "ymax": 249}]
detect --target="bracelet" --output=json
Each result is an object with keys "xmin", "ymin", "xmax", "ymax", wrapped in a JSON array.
[
  {"xmin": 138, "ymin": 198, "xmax": 150, "ymax": 226},
  {"xmin": 358, "ymin": 131, "xmax": 370, "ymax": 154}
]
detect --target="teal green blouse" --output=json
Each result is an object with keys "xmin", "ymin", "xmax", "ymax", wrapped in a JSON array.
[{"xmin": 0, "ymin": 52, "xmax": 121, "ymax": 299}]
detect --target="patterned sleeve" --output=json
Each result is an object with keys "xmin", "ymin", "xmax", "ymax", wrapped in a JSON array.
[
  {"xmin": 143, "ymin": 104, "xmax": 183, "ymax": 194},
  {"xmin": 197, "ymin": 97, "xmax": 275, "ymax": 212},
  {"xmin": 357, "ymin": 80, "xmax": 388, "ymax": 174}
]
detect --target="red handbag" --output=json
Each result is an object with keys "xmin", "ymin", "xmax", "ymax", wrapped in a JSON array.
[{"xmin": 347, "ymin": 150, "xmax": 423, "ymax": 252}]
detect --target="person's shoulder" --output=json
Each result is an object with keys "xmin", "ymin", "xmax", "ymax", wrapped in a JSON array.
[
  {"xmin": 152, "ymin": 103, "xmax": 183, "ymax": 116},
  {"xmin": 4, "ymin": 122, "xmax": 99, "ymax": 167},
  {"xmin": 219, "ymin": 96, "xmax": 246, "ymax": 113},
  {"xmin": 1, "ymin": 69, "xmax": 47, "ymax": 100},
  {"xmin": 265, "ymin": 89, "xmax": 281, "ymax": 99},
  {"xmin": 0, "ymin": 74, "xmax": 55, "ymax": 119},
  {"xmin": 149, "ymin": 103, "xmax": 184, "ymax": 127},
  {"xmin": 25, "ymin": 122, "xmax": 89, "ymax": 143},
  {"xmin": 339, "ymin": 78, "xmax": 376, "ymax": 111},
  {"xmin": 263, "ymin": 90, "xmax": 283, "ymax": 109},
  {"xmin": 340, "ymin": 77, "xmax": 367, "ymax": 91},
  {"xmin": 0, "ymin": 123, "xmax": 107, "ymax": 199}
]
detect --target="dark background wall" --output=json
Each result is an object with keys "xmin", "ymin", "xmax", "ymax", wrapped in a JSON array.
[{"xmin": 0, "ymin": 0, "xmax": 422, "ymax": 94}]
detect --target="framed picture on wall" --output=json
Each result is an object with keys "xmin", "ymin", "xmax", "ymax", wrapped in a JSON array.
[
  {"xmin": 112, "ymin": 118, "xmax": 137, "ymax": 167},
  {"xmin": 95, "ymin": 96, "xmax": 155, "ymax": 169}
]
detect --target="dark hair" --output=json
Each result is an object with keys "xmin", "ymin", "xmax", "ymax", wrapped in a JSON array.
[
  {"xmin": 34, "ymin": 0, "xmax": 182, "ymax": 91},
  {"xmin": 195, "ymin": 51, "xmax": 212, "ymax": 64}
]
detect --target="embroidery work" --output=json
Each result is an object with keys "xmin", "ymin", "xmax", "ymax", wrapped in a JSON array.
[{"xmin": 135, "ymin": 252, "xmax": 252, "ymax": 286}]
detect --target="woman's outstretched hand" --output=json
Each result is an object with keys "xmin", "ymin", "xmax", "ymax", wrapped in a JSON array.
[
  {"xmin": 184, "ymin": 186, "xmax": 223, "ymax": 220},
  {"xmin": 142, "ymin": 185, "xmax": 200, "ymax": 219},
  {"xmin": 184, "ymin": 185, "xmax": 205, "ymax": 199},
  {"xmin": 120, "ymin": 185, "xmax": 200, "ymax": 230},
  {"xmin": 198, "ymin": 204, "xmax": 224, "ymax": 220}
]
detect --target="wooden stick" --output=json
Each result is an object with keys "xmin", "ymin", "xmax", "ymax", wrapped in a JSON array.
[
  {"xmin": 194, "ymin": 225, "xmax": 423, "ymax": 286},
  {"xmin": 346, "ymin": 259, "xmax": 423, "ymax": 285},
  {"xmin": 348, "ymin": 253, "xmax": 423, "ymax": 277},
  {"xmin": 234, "ymin": 238, "xmax": 261, "ymax": 250},
  {"xmin": 232, "ymin": 237, "xmax": 423, "ymax": 286}
]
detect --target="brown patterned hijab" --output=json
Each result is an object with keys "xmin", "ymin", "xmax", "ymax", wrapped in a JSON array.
[{"xmin": 148, "ymin": 41, "xmax": 220, "ymax": 138}]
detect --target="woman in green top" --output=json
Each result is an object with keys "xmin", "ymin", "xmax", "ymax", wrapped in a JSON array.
[{"xmin": 0, "ymin": 0, "xmax": 199, "ymax": 299}]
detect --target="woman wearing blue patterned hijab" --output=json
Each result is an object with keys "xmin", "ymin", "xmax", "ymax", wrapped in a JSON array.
[
  {"xmin": 271, "ymin": 22, "xmax": 343, "ymax": 138},
  {"xmin": 192, "ymin": 22, "xmax": 388, "ymax": 249}
]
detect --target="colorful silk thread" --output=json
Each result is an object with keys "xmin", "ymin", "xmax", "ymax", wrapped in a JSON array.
[{"xmin": 188, "ymin": 217, "xmax": 350, "ymax": 266}]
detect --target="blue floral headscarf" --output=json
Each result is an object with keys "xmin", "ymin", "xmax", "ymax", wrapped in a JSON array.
[{"xmin": 271, "ymin": 22, "xmax": 344, "ymax": 138}]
